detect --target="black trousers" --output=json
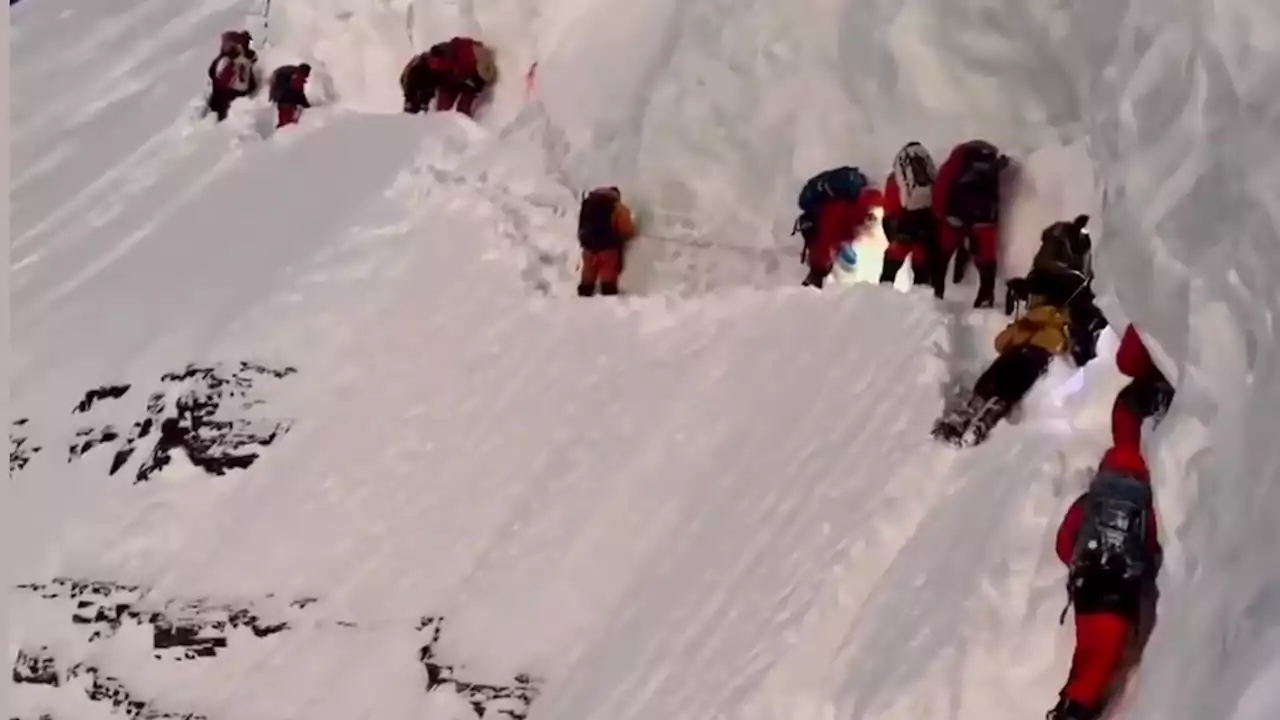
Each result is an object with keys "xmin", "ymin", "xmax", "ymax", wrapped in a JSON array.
[
  {"xmin": 973, "ymin": 345, "xmax": 1052, "ymax": 404},
  {"xmin": 207, "ymin": 88, "xmax": 245, "ymax": 121}
]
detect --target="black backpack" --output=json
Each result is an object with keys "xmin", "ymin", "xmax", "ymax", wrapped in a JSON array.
[
  {"xmin": 268, "ymin": 66, "xmax": 293, "ymax": 103},
  {"xmin": 946, "ymin": 142, "xmax": 1002, "ymax": 224},
  {"xmin": 1069, "ymin": 470, "xmax": 1154, "ymax": 589},
  {"xmin": 578, "ymin": 192, "xmax": 619, "ymax": 252}
]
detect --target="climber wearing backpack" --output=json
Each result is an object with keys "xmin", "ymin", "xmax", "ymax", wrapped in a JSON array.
[
  {"xmin": 205, "ymin": 31, "xmax": 258, "ymax": 121},
  {"xmin": 932, "ymin": 288, "xmax": 1075, "ymax": 446},
  {"xmin": 792, "ymin": 166, "xmax": 883, "ymax": 289},
  {"xmin": 1005, "ymin": 215, "xmax": 1107, "ymax": 366},
  {"xmin": 1112, "ymin": 324, "xmax": 1175, "ymax": 451},
  {"xmin": 400, "ymin": 52, "xmax": 439, "ymax": 113},
  {"xmin": 932, "ymin": 139, "xmax": 1011, "ymax": 306},
  {"xmin": 417, "ymin": 37, "xmax": 497, "ymax": 118},
  {"xmin": 1049, "ymin": 444, "xmax": 1162, "ymax": 720},
  {"xmin": 880, "ymin": 142, "xmax": 940, "ymax": 287},
  {"xmin": 269, "ymin": 63, "xmax": 312, "ymax": 128},
  {"xmin": 577, "ymin": 186, "xmax": 637, "ymax": 297}
]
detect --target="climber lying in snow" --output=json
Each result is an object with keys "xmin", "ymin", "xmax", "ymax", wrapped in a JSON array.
[
  {"xmin": 932, "ymin": 268, "xmax": 1081, "ymax": 447},
  {"xmin": 1049, "ymin": 444, "xmax": 1162, "ymax": 720},
  {"xmin": 1007, "ymin": 214, "xmax": 1108, "ymax": 366},
  {"xmin": 792, "ymin": 166, "xmax": 883, "ymax": 289},
  {"xmin": 401, "ymin": 37, "xmax": 497, "ymax": 117},
  {"xmin": 576, "ymin": 187, "xmax": 637, "ymax": 297}
]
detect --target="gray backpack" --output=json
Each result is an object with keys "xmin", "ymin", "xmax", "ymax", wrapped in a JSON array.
[
  {"xmin": 1069, "ymin": 470, "xmax": 1154, "ymax": 584},
  {"xmin": 892, "ymin": 142, "xmax": 937, "ymax": 212}
]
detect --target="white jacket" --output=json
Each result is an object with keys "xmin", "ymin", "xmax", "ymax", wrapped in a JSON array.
[{"xmin": 212, "ymin": 55, "xmax": 255, "ymax": 93}]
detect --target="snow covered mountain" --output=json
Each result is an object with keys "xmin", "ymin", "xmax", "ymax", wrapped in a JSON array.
[{"xmin": 8, "ymin": 0, "xmax": 1279, "ymax": 719}]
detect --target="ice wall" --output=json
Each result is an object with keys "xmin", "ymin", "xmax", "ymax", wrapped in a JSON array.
[{"xmin": 1084, "ymin": 2, "xmax": 1280, "ymax": 718}]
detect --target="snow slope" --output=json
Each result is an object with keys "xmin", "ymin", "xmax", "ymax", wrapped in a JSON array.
[{"xmin": 9, "ymin": 1, "xmax": 1280, "ymax": 720}]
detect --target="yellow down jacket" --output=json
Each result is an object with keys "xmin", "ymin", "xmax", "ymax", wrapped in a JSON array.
[{"xmin": 994, "ymin": 304, "xmax": 1071, "ymax": 356}]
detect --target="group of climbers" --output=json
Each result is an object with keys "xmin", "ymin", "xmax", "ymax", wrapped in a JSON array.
[
  {"xmin": 786, "ymin": 141, "xmax": 1128, "ymax": 452},
  {"xmin": 204, "ymin": 30, "xmax": 312, "ymax": 129},
  {"xmin": 201, "ymin": 30, "xmax": 630, "ymax": 300},
  {"xmin": 793, "ymin": 139, "xmax": 1010, "ymax": 304},
  {"xmin": 929, "ymin": 211, "xmax": 1105, "ymax": 446},
  {"xmin": 570, "ymin": 153, "xmax": 1176, "ymax": 720},
  {"xmin": 872, "ymin": 139, "xmax": 1174, "ymax": 717},
  {"xmin": 941, "ymin": 245, "xmax": 1174, "ymax": 719},
  {"xmin": 568, "ymin": 138, "xmax": 1007, "ymax": 298},
  {"xmin": 399, "ymin": 36, "xmax": 498, "ymax": 118},
  {"xmin": 201, "ymin": 25, "xmax": 1183, "ymax": 716},
  {"xmin": 1049, "ymin": 326, "xmax": 1174, "ymax": 720},
  {"xmin": 205, "ymin": 31, "xmax": 498, "ymax": 130}
]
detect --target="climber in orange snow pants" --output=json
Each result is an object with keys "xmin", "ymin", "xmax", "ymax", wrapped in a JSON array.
[
  {"xmin": 576, "ymin": 187, "xmax": 637, "ymax": 297},
  {"xmin": 580, "ymin": 249, "xmax": 622, "ymax": 291}
]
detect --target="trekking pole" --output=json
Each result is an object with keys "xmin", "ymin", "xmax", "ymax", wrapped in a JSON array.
[
  {"xmin": 405, "ymin": 2, "xmax": 415, "ymax": 49},
  {"xmin": 1059, "ymin": 574, "xmax": 1075, "ymax": 625},
  {"xmin": 643, "ymin": 233, "xmax": 800, "ymax": 262},
  {"xmin": 1062, "ymin": 268, "xmax": 1091, "ymax": 308},
  {"xmin": 259, "ymin": 0, "xmax": 273, "ymax": 48}
]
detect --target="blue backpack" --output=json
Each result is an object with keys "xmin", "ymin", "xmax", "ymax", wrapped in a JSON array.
[
  {"xmin": 793, "ymin": 167, "xmax": 869, "ymax": 241},
  {"xmin": 798, "ymin": 167, "xmax": 869, "ymax": 215}
]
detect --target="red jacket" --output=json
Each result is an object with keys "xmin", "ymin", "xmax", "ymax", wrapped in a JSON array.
[
  {"xmin": 931, "ymin": 144, "xmax": 967, "ymax": 226},
  {"xmin": 428, "ymin": 37, "xmax": 479, "ymax": 84},
  {"xmin": 810, "ymin": 187, "xmax": 883, "ymax": 268},
  {"xmin": 881, "ymin": 173, "xmax": 904, "ymax": 223},
  {"xmin": 1055, "ymin": 446, "xmax": 1161, "ymax": 564},
  {"xmin": 1116, "ymin": 324, "xmax": 1157, "ymax": 379},
  {"xmin": 931, "ymin": 141, "xmax": 1006, "ymax": 225}
]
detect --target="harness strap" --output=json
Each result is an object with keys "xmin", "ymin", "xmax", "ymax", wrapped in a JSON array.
[{"xmin": 1059, "ymin": 576, "xmax": 1074, "ymax": 625}]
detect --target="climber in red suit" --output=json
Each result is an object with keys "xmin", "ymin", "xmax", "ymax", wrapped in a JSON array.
[
  {"xmin": 1111, "ymin": 324, "xmax": 1174, "ymax": 451},
  {"xmin": 931, "ymin": 139, "xmax": 1010, "ymax": 306},
  {"xmin": 880, "ymin": 141, "xmax": 940, "ymax": 287},
  {"xmin": 421, "ymin": 37, "xmax": 497, "ymax": 118},
  {"xmin": 1050, "ymin": 445, "xmax": 1162, "ymax": 720},
  {"xmin": 801, "ymin": 187, "xmax": 883, "ymax": 288}
]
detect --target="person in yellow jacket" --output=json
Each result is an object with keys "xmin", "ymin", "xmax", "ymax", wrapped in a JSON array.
[{"xmin": 934, "ymin": 294, "xmax": 1074, "ymax": 445}]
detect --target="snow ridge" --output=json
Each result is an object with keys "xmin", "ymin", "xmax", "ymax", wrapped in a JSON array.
[{"xmin": 10, "ymin": 0, "xmax": 1280, "ymax": 719}]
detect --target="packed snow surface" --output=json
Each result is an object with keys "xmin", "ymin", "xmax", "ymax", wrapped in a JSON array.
[{"xmin": 8, "ymin": 0, "xmax": 1280, "ymax": 719}]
